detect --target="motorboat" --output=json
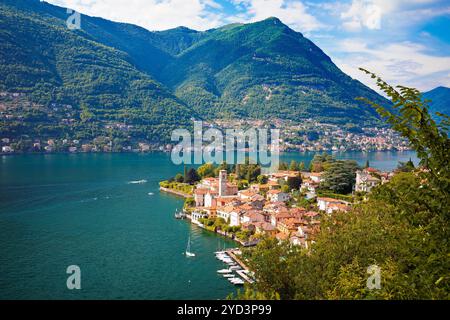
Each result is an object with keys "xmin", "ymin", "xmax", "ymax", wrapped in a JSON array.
[{"xmin": 217, "ymin": 269, "xmax": 232, "ymax": 274}]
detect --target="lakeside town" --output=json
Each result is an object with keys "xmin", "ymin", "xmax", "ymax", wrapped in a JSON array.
[
  {"xmin": 1, "ymin": 91, "xmax": 411, "ymax": 154},
  {"xmin": 159, "ymin": 156, "xmax": 404, "ymax": 250}
]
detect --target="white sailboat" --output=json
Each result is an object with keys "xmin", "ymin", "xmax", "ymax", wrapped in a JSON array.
[{"xmin": 185, "ymin": 236, "xmax": 195, "ymax": 257}]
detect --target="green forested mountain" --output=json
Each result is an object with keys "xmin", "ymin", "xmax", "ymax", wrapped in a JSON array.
[
  {"xmin": 0, "ymin": 0, "xmax": 390, "ymax": 146},
  {"xmin": 423, "ymin": 86, "xmax": 450, "ymax": 120}
]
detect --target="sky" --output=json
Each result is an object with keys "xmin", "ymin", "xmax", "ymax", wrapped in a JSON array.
[{"xmin": 44, "ymin": 0, "xmax": 450, "ymax": 92}]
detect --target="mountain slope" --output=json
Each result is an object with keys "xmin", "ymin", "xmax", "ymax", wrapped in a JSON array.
[
  {"xmin": 0, "ymin": 0, "xmax": 393, "ymax": 149},
  {"xmin": 0, "ymin": 0, "xmax": 194, "ymax": 143},
  {"xmin": 423, "ymin": 86, "xmax": 450, "ymax": 120},
  {"xmin": 159, "ymin": 17, "xmax": 388, "ymax": 124}
]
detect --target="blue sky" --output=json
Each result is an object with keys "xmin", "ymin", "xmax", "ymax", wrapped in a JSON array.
[{"xmin": 45, "ymin": 0, "xmax": 450, "ymax": 92}]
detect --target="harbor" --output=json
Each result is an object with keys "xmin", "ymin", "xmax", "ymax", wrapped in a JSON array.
[{"xmin": 215, "ymin": 249, "xmax": 255, "ymax": 286}]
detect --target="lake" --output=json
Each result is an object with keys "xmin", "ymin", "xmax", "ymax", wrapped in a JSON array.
[{"xmin": 0, "ymin": 150, "xmax": 418, "ymax": 299}]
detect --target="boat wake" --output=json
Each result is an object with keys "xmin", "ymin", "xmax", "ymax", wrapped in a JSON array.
[{"xmin": 127, "ymin": 179, "xmax": 147, "ymax": 184}]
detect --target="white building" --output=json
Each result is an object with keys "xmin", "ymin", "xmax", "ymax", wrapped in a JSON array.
[
  {"xmin": 1, "ymin": 146, "xmax": 13, "ymax": 153},
  {"xmin": 355, "ymin": 168, "xmax": 381, "ymax": 193},
  {"xmin": 266, "ymin": 189, "xmax": 290, "ymax": 202},
  {"xmin": 317, "ymin": 197, "xmax": 350, "ymax": 214}
]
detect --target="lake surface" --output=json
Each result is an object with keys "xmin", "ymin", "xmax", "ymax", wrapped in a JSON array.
[{"xmin": 0, "ymin": 151, "xmax": 417, "ymax": 299}]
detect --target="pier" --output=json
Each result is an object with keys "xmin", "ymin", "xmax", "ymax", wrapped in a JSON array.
[
  {"xmin": 159, "ymin": 187, "xmax": 191, "ymax": 198},
  {"xmin": 224, "ymin": 249, "xmax": 255, "ymax": 284}
]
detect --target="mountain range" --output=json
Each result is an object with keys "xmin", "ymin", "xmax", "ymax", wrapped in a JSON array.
[
  {"xmin": 423, "ymin": 86, "xmax": 450, "ymax": 121},
  {"xmin": 0, "ymin": 0, "xmax": 446, "ymax": 145}
]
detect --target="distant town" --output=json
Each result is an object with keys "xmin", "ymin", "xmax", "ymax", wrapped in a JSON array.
[{"xmin": 1, "ymin": 91, "xmax": 411, "ymax": 155}]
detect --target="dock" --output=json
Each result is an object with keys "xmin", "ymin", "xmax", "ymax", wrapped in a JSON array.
[{"xmin": 224, "ymin": 249, "xmax": 255, "ymax": 284}]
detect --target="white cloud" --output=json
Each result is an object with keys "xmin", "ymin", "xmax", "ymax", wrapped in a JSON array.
[
  {"xmin": 46, "ymin": 0, "xmax": 324, "ymax": 32},
  {"xmin": 45, "ymin": 0, "xmax": 225, "ymax": 31},
  {"xmin": 341, "ymin": 0, "xmax": 382, "ymax": 31},
  {"xmin": 230, "ymin": 0, "xmax": 324, "ymax": 32},
  {"xmin": 338, "ymin": 0, "xmax": 450, "ymax": 32},
  {"xmin": 330, "ymin": 39, "xmax": 450, "ymax": 91}
]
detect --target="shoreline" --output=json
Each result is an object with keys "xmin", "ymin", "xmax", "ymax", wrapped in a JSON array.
[
  {"xmin": 0, "ymin": 148, "xmax": 413, "ymax": 156},
  {"xmin": 159, "ymin": 187, "xmax": 191, "ymax": 198},
  {"xmin": 185, "ymin": 213, "xmax": 259, "ymax": 247}
]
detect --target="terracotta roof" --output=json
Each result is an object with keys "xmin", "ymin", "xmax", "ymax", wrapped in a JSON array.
[
  {"xmin": 317, "ymin": 197, "xmax": 341, "ymax": 203},
  {"xmin": 310, "ymin": 172, "xmax": 323, "ymax": 177},
  {"xmin": 239, "ymin": 189, "xmax": 258, "ymax": 197},
  {"xmin": 305, "ymin": 211, "xmax": 319, "ymax": 218},
  {"xmin": 217, "ymin": 205, "xmax": 236, "ymax": 213},
  {"xmin": 276, "ymin": 232, "xmax": 289, "ymax": 240},
  {"xmin": 254, "ymin": 222, "xmax": 276, "ymax": 231},
  {"xmin": 329, "ymin": 203, "xmax": 350, "ymax": 211},
  {"xmin": 267, "ymin": 189, "xmax": 282, "ymax": 194},
  {"xmin": 194, "ymin": 188, "xmax": 210, "ymax": 195},
  {"xmin": 215, "ymin": 196, "xmax": 239, "ymax": 203}
]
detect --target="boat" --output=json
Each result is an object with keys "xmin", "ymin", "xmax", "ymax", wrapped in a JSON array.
[
  {"xmin": 229, "ymin": 266, "xmax": 241, "ymax": 270},
  {"xmin": 175, "ymin": 209, "xmax": 186, "ymax": 219},
  {"xmin": 228, "ymin": 277, "xmax": 245, "ymax": 285},
  {"xmin": 217, "ymin": 269, "xmax": 232, "ymax": 274},
  {"xmin": 185, "ymin": 236, "xmax": 195, "ymax": 257},
  {"xmin": 223, "ymin": 274, "xmax": 234, "ymax": 278},
  {"xmin": 230, "ymin": 279, "xmax": 245, "ymax": 285}
]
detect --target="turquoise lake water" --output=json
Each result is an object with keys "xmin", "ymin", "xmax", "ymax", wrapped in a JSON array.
[{"xmin": 0, "ymin": 151, "xmax": 417, "ymax": 299}]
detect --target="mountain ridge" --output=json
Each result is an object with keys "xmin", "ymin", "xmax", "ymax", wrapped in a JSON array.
[
  {"xmin": 423, "ymin": 86, "xmax": 450, "ymax": 120},
  {"xmin": 0, "ymin": 0, "xmax": 393, "ymax": 146}
]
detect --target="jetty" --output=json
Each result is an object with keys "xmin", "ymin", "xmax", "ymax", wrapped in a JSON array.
[
  {"xmin": 222, "ymin": 248, "xmax": 255, "ymax": 284},
  {"xmin": 159, "ymin": 186, "xmax": 191, "ymax": 198}
]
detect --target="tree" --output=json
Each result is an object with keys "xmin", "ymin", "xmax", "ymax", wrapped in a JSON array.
[
  {"xmin": 257, "ymin": 175, "xmax": 268, "ymax": 184},
  {"xmin": 197, "ymin": 163, "xmax": 216, "ymax": 178},
  {"xmin": 289, "ymin": 160, "xmax": 298, "ymax": 171},
  {"xmin": 215, "ymin": 162, "xmax": 231, "ymax": 176},
  {"xmin": 278, "ymin": 161, "xmax": 288, "ymax": 170},
  {"xmin": 175, "ymin": 173, "xmax": 184, "ymax": 183},
  {"xmin": 236, "ymin": 72, "xmax": 450, "ymax": 300},
  {"xmin": 80, "ymin": 103, "xmax": 94, "ymax": 123},
  {"xmin": 396, "ymin": 158, "xmax": 415, "ymax": 172},
  {"xmin": 320, "ymin": 160, "xmax": 359, "ymax": 194},
  {"xmin": 298, "ymin": 162, "xmax": 305, "ymax": 171},
  {"xmin": 184, "ymin": 168, "xmax": 201, "ymax": 184},
  {"xmin": 286, "ymin": 175, "xmax": 302, "ymax": 191}
]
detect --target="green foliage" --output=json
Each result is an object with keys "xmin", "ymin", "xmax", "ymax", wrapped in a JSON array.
[
  {"xmin": 184, "ymin": 197, "xmax": 195, "ymax": 208},
  {"xmin": 278, "ymin": 161, "xmax": 288, "ymax": 170},
  {"xmin": 257, "ymin": 174, "xmax": 268, "ymax": 184},
  {"xmin": 359, "ymin": 68, "xmax": 449, "ymax": 194},
  {"xmin": 0, "ymin": 2, "xmax": 392, "ymax": 149},
  {"xmin": 286, "ymin": 176, "xmax": 302, "ymax": 191},
  {"xmin": 320, "ymin": 160, "xmax": 359, "ymax": 194},
  {"xmin": 174, "ymin": 173, "xmax": 184, "ymax": 183},
  {"xmin": 159, "ymin": 180, "xmax": 194, "ymax": 195},
  {"xmin": 289, "ymin": 160, "xmax": 298, "ymax": 171},
  {"xmin": 197, "ymin": 163, "xmax": 216, "ymax": 178},
  {"xmin": 236, "ymin": 161, "xmax": 261, "ymax": 183},
  {"xmin": 184, "ymin": 168, "xmax": 201, "ymax": 184},
  {"xmin": 396, "ymin": 158, "xmax": 415, "ymax": 172},
  {"xmin": 239, "ymin": 73, "xmax": 450, "ymax": 300}
]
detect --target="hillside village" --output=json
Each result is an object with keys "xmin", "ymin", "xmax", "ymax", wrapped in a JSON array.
[
  {"xmin": 1, "ymin": 91, "xmax": 411, "ymax": 154},
  {"xmin": 160, "ymin": 160, "xmax": 398, "ymax": 248}
]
